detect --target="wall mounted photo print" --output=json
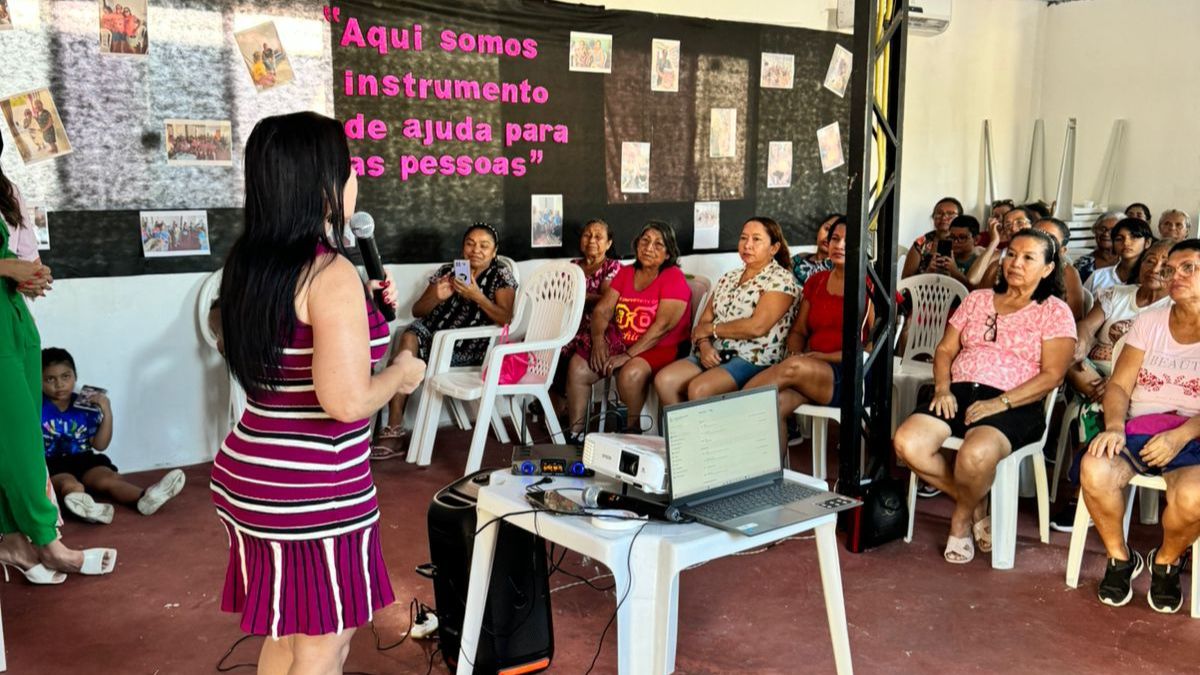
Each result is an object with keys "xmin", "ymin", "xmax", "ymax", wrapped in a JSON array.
[
  {"xmin": 709, "ymin": 108, "xmax": 737, "ymax": 159},
  {"xmin": 140, "ymin": 210, "xmax": 210, "ymax": 257},
  {"xmin": 0, "ymin": 88, "xmax": 73, "ymax": 165},
  {"xmin": 235, "ymin": 21, "xmax": 294, "ymax": 92},
  {"xmin": 817, "ymin": 122, "xmax": 845, "ymax": 173},
  {"xmin": 823, "ymin": 44, "xmax": 852, "ymax": 98},
  {"xmin": 0, "ymin": 0, "xmax": 12, "ymax": 30},
  {"xmin": 33, "ymin": 207, "xmax": 49, "ymax": 250},
  {"xmin": 694, "ymin": 201, "xmax": 720, "ymax": 249},
  {"xmin": 531, "ymin": 194, "xmax": 563, "ymax": 248},
  {"xmin": 760, "ymin": 52, "xmax": 795, "ymax": 89},
  {"xmin": 651, "ymin": 39, "xmax": 680, "ymax": 92},
  {"xmin": 99, "ymin": 0, "xmax": 148, "ymax": 55},
  {"xmin": 620, "ymin": 142, "xmax": 650, "ymax": 194},
  {"xmin": 767, "ymin": 141, "xmax": 792, "ymax": 188},
  {"xmin": 164, "ymin": 119, "xmax": 233, "ymax": 166},
  {"xmin": 569, "ymin": 31, "xmax": 612, "ymax": 73}
]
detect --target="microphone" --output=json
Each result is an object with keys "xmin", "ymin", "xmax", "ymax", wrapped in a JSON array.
[
  {"xmin": 582, "ymin": 485, "xmax": 682, "ymax": 522},
  {"xmin": 348, "ymin": 211, "xmax": 395, "ymax": 322}
]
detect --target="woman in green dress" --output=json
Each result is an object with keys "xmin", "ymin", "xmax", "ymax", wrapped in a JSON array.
[{"xmin": 0, "ymin": 136, "xmax": 115, "ymax": 582}]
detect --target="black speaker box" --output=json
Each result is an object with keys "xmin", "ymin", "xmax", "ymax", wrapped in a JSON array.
[{"xmin": 428, "ymin": 470, "xmax": 553, "ymax": 674}]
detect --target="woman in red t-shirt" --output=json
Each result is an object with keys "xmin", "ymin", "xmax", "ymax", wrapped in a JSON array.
[
  {"xmin": 745, "ymin": 218, "xmax": 872, "ymax": 421},
  {"xmin": 565, "ymin": 222, "xmax": 691, "ymax": 439}
]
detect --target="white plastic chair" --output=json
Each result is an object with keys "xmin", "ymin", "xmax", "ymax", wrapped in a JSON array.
[
  {"xmin": 197, "ymin": 270, "xmax": 247, "ymax": 438},
  {"xmin": 903, "ymin": 392, "xmax": 1056, "ymax": 569},
  {"xmin": 409, "ymin": 262, "xmax": 586, "ymax": 474},
  {"xmin": 1081, "ymin": 287, "xmax": 1095, "ymax": 317},
  {"xmin": 1066, "ymin": 474, "xmax": 1200, "ymax": 618},
  {"xmin": 893, "ymin": 274, "xmax": 968, "ymax": 423}
]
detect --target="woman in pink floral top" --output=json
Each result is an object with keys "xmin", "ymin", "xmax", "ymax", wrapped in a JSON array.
[{"xmin": 895, "ymin": 229, "xmax": 1076, "ymax": 564}]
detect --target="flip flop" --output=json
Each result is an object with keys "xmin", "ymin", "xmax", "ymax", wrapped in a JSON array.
[
  {"xmin": 944, "ymin": 535, "xmax": 975, "ymax": 564},
  {"xmin": 63, "ymin": 492, "xmax": 114, "ymax": 525},
  {"xmin": 78, "ymin": 548, "xmax": 117, "ymax": 575},
  {"xmin": 973, "ymin": 516, "xmax": 993, "ymax": 554}
]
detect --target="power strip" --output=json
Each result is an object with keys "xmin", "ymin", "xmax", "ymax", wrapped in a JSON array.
[{"xmin": 411, "ymin": 611, "xmax": 439, "ymax": 639}]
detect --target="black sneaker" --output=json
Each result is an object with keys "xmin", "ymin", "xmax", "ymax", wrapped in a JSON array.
[
  {"xmin": 1147, "ymin": 547, "xmax": 1185, "ymax": 614},
  {"xmin": 1098, "ymin": 549, "xmax": 1143, "ymax": 607},
  {"xmin": 1049, "ymin": 501, "xmax": 1078, "ymax": 533},
  {"xmin": 916, "ymin": 483, "xmax": 942, "ymax": 499}
]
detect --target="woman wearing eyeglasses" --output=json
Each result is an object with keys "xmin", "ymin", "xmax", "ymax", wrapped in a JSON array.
[
  {"xmin": 901, "ymin": 197, "xmax": 963, "ymax": 279},
  {"xmin": 894, "ymin": 229, "xmax": 1076, "ymax": 564},
  {"xmin": 1074, "ymin": 212, "xmax": 1122, "ymax": 284},
  {"xmin": 965, "ymin": 206, "xmax": 1034, "ymax": 289}
]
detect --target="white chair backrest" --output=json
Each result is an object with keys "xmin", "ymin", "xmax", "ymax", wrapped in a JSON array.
[
  {"xmin": 198, "ymin": 269, "xmax": 222, "ymax": 351},
  {"xmin": 514, "ymin": 262, "xmax": 586, "ymax": 382},
  {"xmin": 498, "ymin": 255, "xmax": 521, "ymax": 286},
  {"xmin": 897, "ymin": 273, "xmax": 968, "ymax": 363},
  {"xmin": 686, "ymin": 274, "xmax": 712, "ymax": 322},
  {"xmin": 1082, "ymin": 287, "xmax": 1095, "ymax": 316}
]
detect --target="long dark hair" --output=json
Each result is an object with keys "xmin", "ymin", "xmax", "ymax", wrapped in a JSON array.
[
  {"xmin": 744, "ymin": 216, "xmax": 791, "ymax": 269},
  {"xmin": 0, "ymin": 134, "xmax": 24, "ymax": 229},
  {"xmin": 220, "ymin": 112, "xmax": 351, "ymax": 394},
  {"xmin": 994, "ymin": 229, "xmax": 1064, "ymax": 303}
]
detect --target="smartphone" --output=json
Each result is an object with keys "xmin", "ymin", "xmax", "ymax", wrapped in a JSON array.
[
  {"xmin": 76, "ymin": 385, "xmax": 107, "ymax": 411},
  {"xmin": 453, "ymin": 259, "xmax": 471, "ymax": 284},
  {"xmin": 936, "ymin": 239, "xmax": 953, "ymax": 257},
  {"xmin": 718, "ymin": 349, "xmax": 738, "ymax": 364}
]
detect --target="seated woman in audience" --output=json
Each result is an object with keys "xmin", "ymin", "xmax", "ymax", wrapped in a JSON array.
[
  {"xmin": 655, "ymin": 217, "xmax": 797, "ymax": 408},
  {"xmin": 893, "ymin": 229, "xmax": 1076, "ymax": 564},
  {"xmin": 919, "ymin": 215, "xmax": 983, "ymax": 286},
  {"xmin": 1035, "ymin": 217, "xmax": 1086, "ymax": 319},
  {"xmin": 1157, "ymin": 209, "xmax": 1190, "ymax": 242},
  {"xmin": 977, "ymin": 199, "xmax": 1015, "ymax": 248},
  {"xmin": 1085, "ymin": 217, "xmax": 1152, "ymax": 294},
  {"xmin": 557, "ymin": 219, "xmax": 622, "ymax": 382},
  {"xmin": 901, "ymin": 197, "xmax": 963, "ymax": 279},
  {"xmin": 1074, "ymin": 211, "xmax": 1122, "ymax": 283},
  {"xmin": 741, "ymin": 217, "xmax": 870, "ymax": 424},
  {"xmin": 1125, "ymin": 202, "xmax": 1152, "ymax": 223},
  {"xmin": 791, "ymin": 213, "xmax": 838, "ymax": 287},
  {"xmin": 1079, "ymin": 239, "xmax": 1200, "ymax": 612},
  {"xmin": 966, "ymin": 206, "xmax": 1034, "ymax": 289},
  {"xmin": 373, "ymin": 223, "xmax": 516, "ymax": 458},
  {"xmin": 566, "ymin": 222, "xmax": 690, "ymax": 438}
]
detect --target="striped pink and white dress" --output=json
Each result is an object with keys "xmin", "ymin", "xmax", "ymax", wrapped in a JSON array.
[{"xmin": 210, "ymin": 296, "xmax": 395, "ymax": 638}]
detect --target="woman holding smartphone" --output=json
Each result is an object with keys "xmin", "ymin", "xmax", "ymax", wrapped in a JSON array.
[{"xmin": 373, "ymin": 223, "xmax": 517, "ymax": 458}]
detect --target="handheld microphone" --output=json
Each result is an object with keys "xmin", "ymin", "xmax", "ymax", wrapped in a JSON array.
[
  {"xmin": 582, "ymin": 485, "xmax": 682, "ymax": 522},
  {"xmin": 348, "ymin": 211, "xmax": 395, "ymax": 322}
]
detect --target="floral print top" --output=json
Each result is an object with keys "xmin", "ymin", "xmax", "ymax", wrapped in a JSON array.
[{"xmin": 711, "ymin": 260, "xmax": 800, "ymax": 366}]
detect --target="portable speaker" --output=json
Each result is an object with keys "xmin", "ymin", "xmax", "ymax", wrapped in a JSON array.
[{"xmin": 427, "ymin": 470, "xmax": 554, "ymax": 674}]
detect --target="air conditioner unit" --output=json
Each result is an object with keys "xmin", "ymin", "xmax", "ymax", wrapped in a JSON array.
[{"xmin": 836, "ymin": 0, "xmax": 951, "ymax": 37}]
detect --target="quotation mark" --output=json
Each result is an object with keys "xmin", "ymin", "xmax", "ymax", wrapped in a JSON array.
[
  {"xmin": 529, "ymin": 150, "xmax": 544, "ymax": 164},
  {"xmin": 322, "ymin": 5, "xmax": 341, "ymax": 22}
]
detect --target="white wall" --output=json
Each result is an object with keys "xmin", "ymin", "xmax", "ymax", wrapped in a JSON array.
[{"xmin": 1038, "ymin": 0, "xmax": 1200, "ymax": 221}]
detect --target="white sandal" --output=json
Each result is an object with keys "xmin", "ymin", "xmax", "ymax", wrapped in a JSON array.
[
  {"xmin": 78, "ymin": 548, "xmax": 118, "ymax": 575},
  {"xmin": 944, "ymin": 535, "xmax": 975, "ymax": 564}
]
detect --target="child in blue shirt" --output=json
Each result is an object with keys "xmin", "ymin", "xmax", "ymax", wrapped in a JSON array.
[{"xmin": 42, "ymin": 348, "xmax": 186, "ymax": 524}]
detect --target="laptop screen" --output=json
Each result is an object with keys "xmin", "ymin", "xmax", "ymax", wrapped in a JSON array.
[{"xmin": 665, "ymin": 386, "xmax": 781, "ymax": 500}]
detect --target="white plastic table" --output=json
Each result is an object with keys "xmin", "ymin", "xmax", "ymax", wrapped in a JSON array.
[{"xmin": 456, "ymin": 471, "xmax": 853, "ymax": 675}]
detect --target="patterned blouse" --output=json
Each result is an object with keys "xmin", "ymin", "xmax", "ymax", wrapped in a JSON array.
[
  {"xmin": 406, "ymin": 260, "xmax": 518, "ymax": 365},
  {"xmin": 711, "ymin": 260, "xmax": 800, "ymax": 366},
  {"xmin": 564, "ymin": 257, "xmax": 622, "ymax": 355},
  {"xmin": 1074, "ymin": 253, "xmax": 1096, "ymax": 284},
  {"xmin": 790, "ymin": 253, "xmax": 833, "ymax": 288}
]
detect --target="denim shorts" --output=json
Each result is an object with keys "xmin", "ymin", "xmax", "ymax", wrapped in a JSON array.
[{"xmin": 685, "ymin": 354, "xmax": 767, "ymax": 389}]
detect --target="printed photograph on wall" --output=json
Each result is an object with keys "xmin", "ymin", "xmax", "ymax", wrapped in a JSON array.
[
  {"xmin": 235, "ymin": 21, "xmax": 294, "ymax": 92},
  {"xmin": 569, "ymin": 31, "xmax": 612, "ymax": 73},
  {"xmin": 759, "ymin": 52, "xmax": 795, "ymax": 89},
  {"xmin": 0, "ymin": 88, "xmax": 73, "ymax": 165},
  {"xmin": 694, "ymin": 201, "xmax": 720, "ymax": 249},
  {"xmin": 817, "ymin": 122, "xmax": 845, "ymax": 173},
  {"xmin": 823, "ymin": 44, "xmax": 852, "ymax": 98},
  {"xmin": 767, "ymin": 141, "xmax": 792, "ymax": 188},
  {"xmin": 651, "ymin": 39, "xmax": 680, "ymax": 92},
  {"xmin": 99, "ymin": 0, "xmax": 148, "ymax": 55},
  {"xmin": 620, "ymin": 142, "xmax": 650, "ymax": 194},
  {"xmin": 709, "ymin": 108, "xmax": 737, "ymax": 158},
  {"xmin": 531, "ymin": 194, "xmax": 563, "ymax": 248},
  {"xmin": 33, "ymin": 206, "xmax": 49, "ymax": 250},
  {"xmin": 0, "ymin": 0, "xmax": 12, "ymax": 30},
  {"xmin": 164, "ymin": 119, "xmax": 233, "ymax": 166},
  {"xmin": 140, "ymin": 210, "xmax": 210, "ymax": 257}
]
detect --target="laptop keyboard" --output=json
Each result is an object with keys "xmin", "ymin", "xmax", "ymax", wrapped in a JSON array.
[{"xmin": 687, "ymin": 482, "xmax": 821, "ymax": 522}]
